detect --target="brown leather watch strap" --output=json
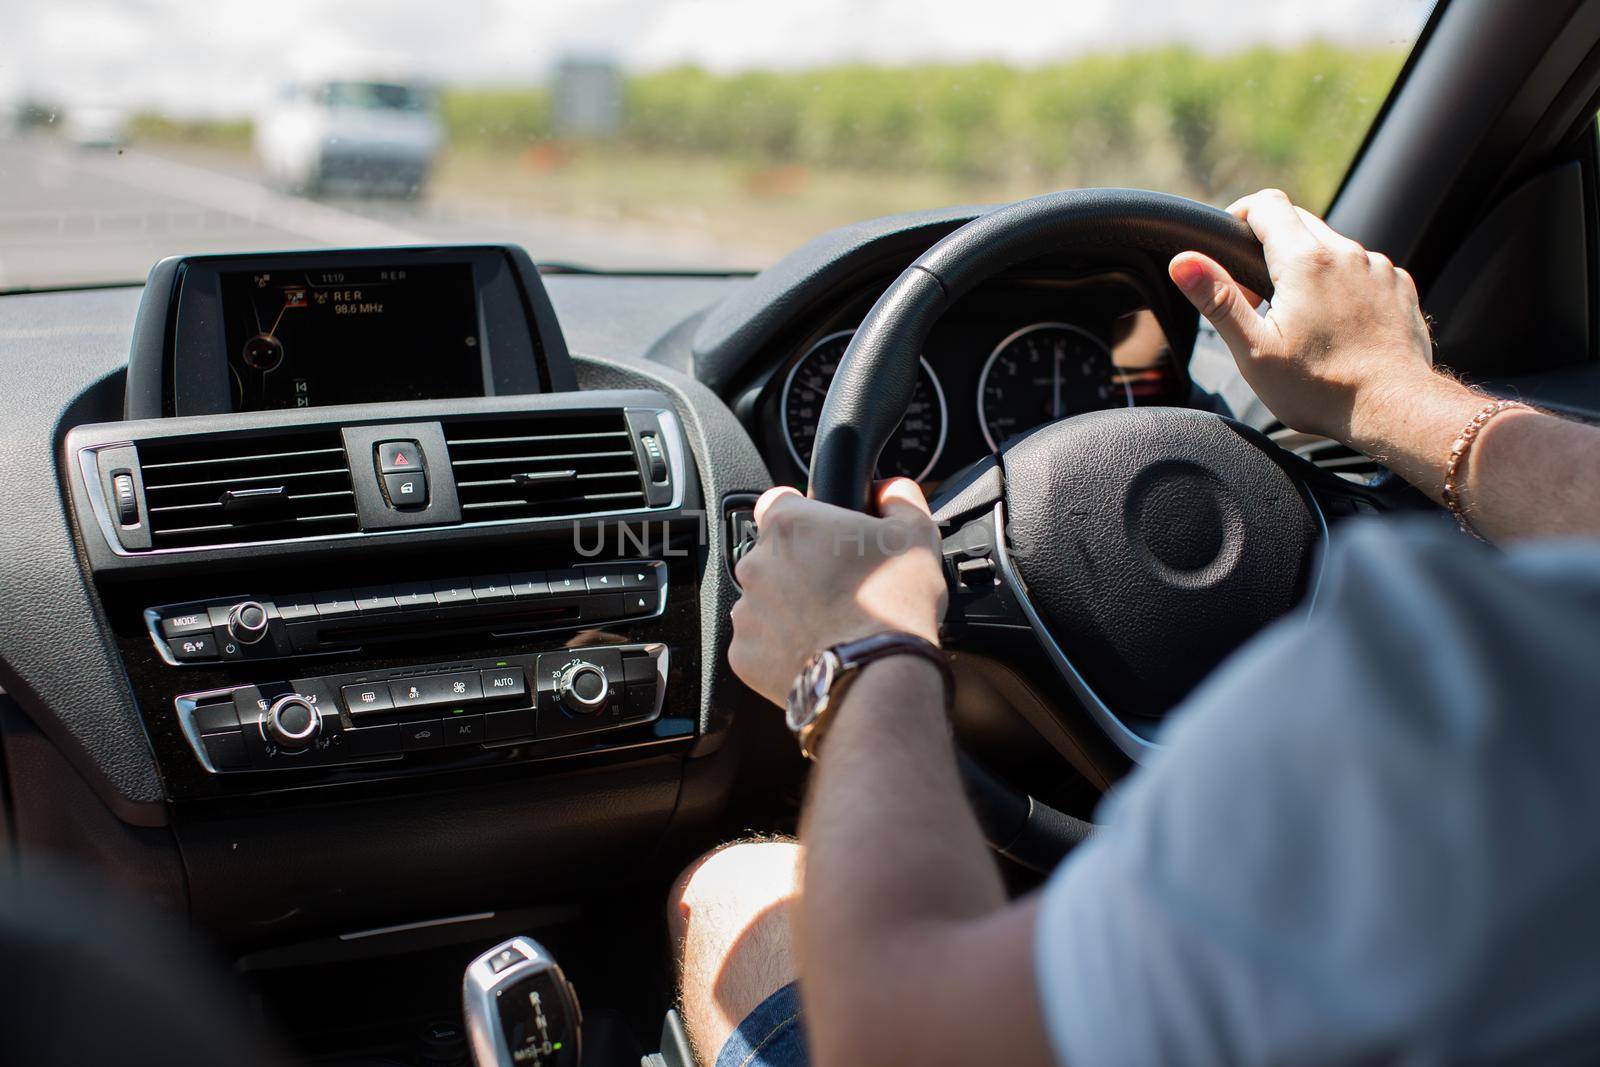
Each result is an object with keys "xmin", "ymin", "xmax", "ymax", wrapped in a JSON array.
[{"xmin": 796, "ymin": 631, "xmax": 952, "ymax": 759}]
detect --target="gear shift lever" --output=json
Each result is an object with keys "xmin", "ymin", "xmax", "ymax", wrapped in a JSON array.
[{"xmin": 462, "ymin": 936, "xmax": 582, "ymax": 1066}]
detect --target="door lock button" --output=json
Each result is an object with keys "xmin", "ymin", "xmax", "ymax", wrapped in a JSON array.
[{"xmin": 382, "ymin": 471, "xmax": 428, "ymax": 509}]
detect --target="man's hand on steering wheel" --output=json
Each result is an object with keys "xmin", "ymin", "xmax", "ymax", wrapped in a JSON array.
[
  {"xmin": 729, "ymin": 478, "xmax": 947, "ymax": 706},
  {"xmin": 1168, "ymin": 187, "xmax": 1438, "ymax": 453}
]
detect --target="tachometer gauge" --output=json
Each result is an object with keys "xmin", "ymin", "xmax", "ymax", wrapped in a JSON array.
[
  {"xmin": 977, "ymin": 322, "xmax": 1131, "ymax": 451},
  {"xmin": 782, "ymin": 330, "xmax": 948, "ymax": 482}
]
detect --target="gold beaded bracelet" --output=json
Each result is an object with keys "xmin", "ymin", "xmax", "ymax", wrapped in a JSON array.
[{"xmin": 1443, "ymin": 399, "xmax": 1526, "ymax": 540}]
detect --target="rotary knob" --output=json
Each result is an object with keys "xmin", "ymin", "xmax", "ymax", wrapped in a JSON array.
[
  {"xmin": 226, "ymin": 600, "xmax": 270, "ymax": 645},
  {"xmin": 556, "ymin": 661, "xmax": 610, "ymax": 716},
  {"xmin": 263, "ymin": 694, "xmax": 321, "ymax": 751}
]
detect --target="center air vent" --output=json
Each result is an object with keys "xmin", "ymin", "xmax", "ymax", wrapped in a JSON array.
[
  {"xmin": 139, "ymin": 431, "xmax": 358, "ymax": 549},
  {"xmin": 445, "ymin": 411, "xmax": 648, "ymax": 521},
  {"xmin": 1266, "ymin": 423, "xmax": 1383, "ymax": 485}
]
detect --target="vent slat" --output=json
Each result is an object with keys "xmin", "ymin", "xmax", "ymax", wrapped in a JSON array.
[
  {"xmin": 1266, "ymin": 423, "xmax": 1381, "ymax": 485},
  {"xmin": 461, "ymin": 491, "xmax": 645, "ymax": 512},
  {"xmin": 138, "ymin": 430, "xmax": 359, "ymax": 547},
  {"xmin": 140, "ymin": 447, "xmax": 345, "ymax": 470},
  {"xmin": 444, "ymin": 412, "xmax": 649, "ymax": 523},
  {"xmin": 450, "ymin": 450, "xmax": 636, "ymax": 467},
  {"xmin": 143, "ymin": 468, "xmax": 350, "ymax": 492},
  {"xmin": 446, "ymin": 431, "xmax": 630, "ymax": 447}
]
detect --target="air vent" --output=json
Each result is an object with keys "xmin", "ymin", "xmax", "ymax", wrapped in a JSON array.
[
  {"xmin": 1266, "ymin": 423, "xmax": 1383, "ymax": 484},
  {"xmin": 138, "ymin": 431, "xmax": 358, "ymax": 548},
  {"xmin": 445, "ymin": 411, "xmax": 648, "ymax": 522}
]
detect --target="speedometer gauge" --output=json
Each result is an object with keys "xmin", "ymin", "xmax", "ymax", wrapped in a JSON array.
[
  {"xmin": 977, "ymin": 322, "xmax": 1131, "ymax": 451},
  {"xmin": 782, "ymin": 330, "xmax": 948, "ymax": 482}
]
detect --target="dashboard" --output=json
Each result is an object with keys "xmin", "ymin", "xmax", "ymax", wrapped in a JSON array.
[
  {"xmin": 1, "ymin": 213, "xmax": 1220, "ymax": 956},
  {"xmin": 745, "ymin": 274, "xmax": 1182, "ymax": 491}
]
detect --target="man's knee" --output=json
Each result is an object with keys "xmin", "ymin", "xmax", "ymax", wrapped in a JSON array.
[{"xmin": 669, "ymin": 839, "xmax": 802, "ymax": 1060}]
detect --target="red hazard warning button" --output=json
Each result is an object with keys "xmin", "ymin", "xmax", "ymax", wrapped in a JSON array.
[{"xmin": 376, "ymin": 440, "xmax": 424, "ymax": 475}]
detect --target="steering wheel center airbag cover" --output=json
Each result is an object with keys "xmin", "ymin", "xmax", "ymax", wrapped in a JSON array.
[{"xmin": 1000, "ymin": 407, "xmax": 1318, "ymax": 718}]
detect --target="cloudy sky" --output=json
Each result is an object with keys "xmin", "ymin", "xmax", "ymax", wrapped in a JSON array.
[{"xmin": 0, "ymin": 0, "xmax": 1435, "ymax": 115}]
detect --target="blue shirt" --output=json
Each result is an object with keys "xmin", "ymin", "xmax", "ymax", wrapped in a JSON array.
[{"xmin": 1036, "ymin": 521, "xmax": 1600, "ymax": 1065}]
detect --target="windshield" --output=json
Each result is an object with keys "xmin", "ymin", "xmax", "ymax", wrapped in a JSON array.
[
  {"xmin": 318, "ymin": 82, "xmax": 432, "ymax": 113},
  {"xmin": 1, "ymin": 1, "xmax": 1435, "ymax": 290}
]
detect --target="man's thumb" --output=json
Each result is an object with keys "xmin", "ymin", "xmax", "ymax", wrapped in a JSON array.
[{"xmin": 1169, "ymin": 252, "xmax": 1267, "ymax": 357}]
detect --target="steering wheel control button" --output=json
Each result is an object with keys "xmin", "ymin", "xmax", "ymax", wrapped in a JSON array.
[
  {"xmin": 263, "ymin": 695, "xmax": 321, "ymax": 751},
  {"xmin": 376, "ymin": 440, "xmax": 424, "ymax": 475},
  {"xmin": 225, "ymin": 601, "xmax": 271, "ymax": 645},
  {"xmin": 480, "ymin": 667, "xmax": 527, "ymax": 700},
  {"xmin": 342, "ymin": 682, "xmax": 395, "ymax": 716},
  {"xmin": 382, "ymin": 470, "xmax": 429, "ymax": 509}
]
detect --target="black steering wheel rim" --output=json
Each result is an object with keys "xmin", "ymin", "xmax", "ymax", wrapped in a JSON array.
[
  {"xmin": 809, "ymin": 188, "xmax": 1276, "ymax": 510},
  {"xmin": 809, "ymin": 188, "xmax": 1327, "ymax": 762}
]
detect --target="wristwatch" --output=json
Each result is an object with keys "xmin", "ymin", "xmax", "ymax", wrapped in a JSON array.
[{"xmin": 786, "ymin": 631, "xmax": 953, "ymax": 760}]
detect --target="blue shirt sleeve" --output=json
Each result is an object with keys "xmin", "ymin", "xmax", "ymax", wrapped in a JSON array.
[{"xmin": 1034, "ymin": 521, "xmax": 1600, "ymax": 1066}]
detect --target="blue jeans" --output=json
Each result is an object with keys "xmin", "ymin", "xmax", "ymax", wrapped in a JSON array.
[{"xmin": 712, "ymin": 981, "xmax": 808, "ymax": 1067}]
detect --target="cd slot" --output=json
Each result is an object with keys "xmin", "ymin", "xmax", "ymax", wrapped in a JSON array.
[{"xmin": 313, "ymin": 601, "xmax": 585, "ymax": 648}]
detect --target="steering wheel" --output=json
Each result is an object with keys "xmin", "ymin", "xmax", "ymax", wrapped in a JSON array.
[{"xmin": 810, "ymin": 189, "xmax": 1365, "ymax": 865}]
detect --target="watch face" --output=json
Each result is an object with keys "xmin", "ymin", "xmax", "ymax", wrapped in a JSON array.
[{"xmin": 786, "ymin": 651, "xmax": 837, "ymax": 734}]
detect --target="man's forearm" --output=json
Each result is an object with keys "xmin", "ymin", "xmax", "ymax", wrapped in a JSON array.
[
  {"xmin": 800, "ymin": 656, "xmax": 1002, "ymax": 934},
  {"xmin": 797, "ymin": 655, "xmax": 1046, "ymax": 1065},
  {"xmin": 1351, "ymin": 368, "xmax": 1600, "ymax": 542}
]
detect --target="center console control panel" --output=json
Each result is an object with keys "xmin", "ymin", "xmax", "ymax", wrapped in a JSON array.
[
  {"xmin": 177, "ymin": 642, "xmax": 667, "ymax": 774},
  {"xmin": 147, "ymin": 561, "xmax": 665, "ymax": 666}
]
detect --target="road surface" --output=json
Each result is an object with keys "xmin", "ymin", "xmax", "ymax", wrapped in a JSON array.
[{"xmin": 0, "ymin": 134, "xmax": 768, "ymax": 291}]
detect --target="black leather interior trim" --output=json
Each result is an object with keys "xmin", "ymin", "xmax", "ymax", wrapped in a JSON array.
[
  {"xmin": 690, "ymin": 205, "xmax": 985, "ymax": 391},
  {"xmin": 0, "ymin": 335, "xmax": 169, "ymax": 822}
]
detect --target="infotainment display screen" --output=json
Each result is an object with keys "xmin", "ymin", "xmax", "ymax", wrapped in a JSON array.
[{"xmin": 219, "ymin": 262, "xmax": 484, "ymax": 410}]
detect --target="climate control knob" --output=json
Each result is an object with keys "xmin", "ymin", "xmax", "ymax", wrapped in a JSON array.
[
  {"xmin": 226, "ymin": 600, "xmax": 270, "ymax": 645},
  {"xmin": 556, "ymin": 661, "xmax": 610, "ymax": 716},
  {"xmin": 263, "ymin": 695, "xmax": 321, "ymax": 751}
]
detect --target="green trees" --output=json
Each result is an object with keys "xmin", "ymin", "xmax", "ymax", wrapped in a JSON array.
[{"xmin": 421, "ymin": 44, "xmax": 1408, "ymax": 206}]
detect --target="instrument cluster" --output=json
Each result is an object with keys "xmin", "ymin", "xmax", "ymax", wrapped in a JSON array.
[{"xmin": 760, "ymin": 276, "xmax": 1181, "ymax": 490}]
